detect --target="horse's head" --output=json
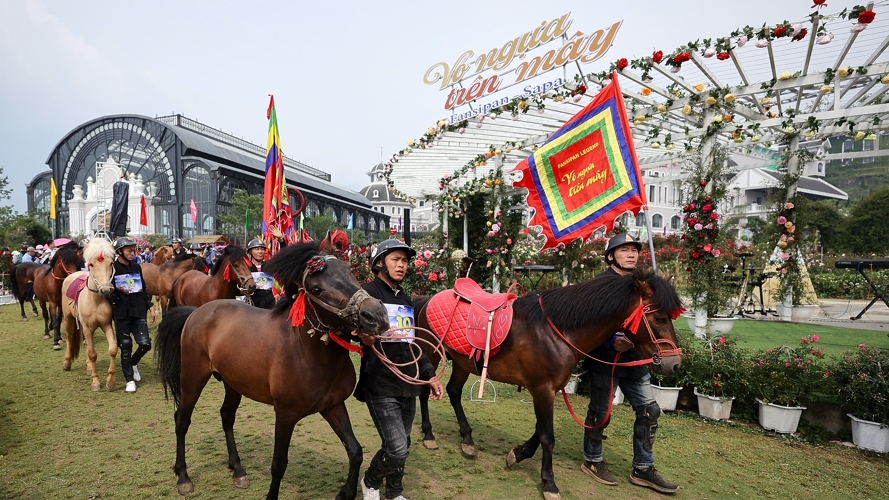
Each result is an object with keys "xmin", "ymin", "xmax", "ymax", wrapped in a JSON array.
[
  {"xmin": 622, "ymin": 270, "xmax": 684, "ymax": 376},
  {"xmin": 83, "ymin": 239, "xmax": 116, "ymax": 299},
  {"xmin": 51, "ymin": 247, "xmax": 82, "ymax": 277},
  {"xmin": 265, "ymin": 242, "xmax": 388, "ymax": 337},
  {"xmin": 214, "ymin": 245, "xmax": 255, "ymax": 295},
  {"xmin": 189, "ymin": 253, "xmax": 210, "ymax": 274}
]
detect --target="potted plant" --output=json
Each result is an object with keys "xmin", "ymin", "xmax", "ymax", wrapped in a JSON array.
[
  {"xmin": 685, "ymin": 334, "xmax": 748, "ymax": 420},
  {"xmin": 649, "ymin": 336, "xmax": 695, "ymax": 412},
  {"xmin": 749, "ymin": 334, "xmax": 826, "ymax": 433},
  {"xmin": 832, "ymin": 345, "xmax": 889, "ymax": 453}
]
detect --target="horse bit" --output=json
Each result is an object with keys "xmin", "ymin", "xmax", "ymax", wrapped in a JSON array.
[{"xmin": 297, "ymin": 255, "xmax": 372, "ymax": 336}]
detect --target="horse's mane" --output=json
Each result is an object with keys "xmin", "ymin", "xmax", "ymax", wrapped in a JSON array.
[
  {"xmin": 210, "ymin": 245, "xmax": 249, "ymax": 275},
  {"xmin": 263, "ymin": 242, "xmax": 321, "ymax": 318},
  {"xmin": 171, "ymin": 251, "xmax": 194, "ymax": 262},
  {"xmin": 83, "ymin": 239, "xmax": 115, "ymax": 264},
  {"xmin": 514, "ymin": 269, "xmax": 682, "ymax": 329},
  {"xmin": 49, "ymin": 246, "xmax": 81, "ymax": 270}
]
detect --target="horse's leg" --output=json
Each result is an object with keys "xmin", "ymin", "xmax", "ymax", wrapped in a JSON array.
[
  {"xmin": 62, "ymin": 314, "xmax": 77, "ymax": 371},
  {"xmin": 266, "ymin": 411, "xmax": 299, "ymax": 500},
  {"xmin": 446, "ymin": 363, "xmax": 477, "ymax": 457},
  {"xmin": 19, "ymin": 297, "xmax": 26, "ymax": 319},
  {"xmin": 418, "ymin": 384, "xmax": 438, "ymax": 450},
  {"xmin": 174, "ymin": 369, "xmax": 213, "ymax": 496},
  {"xmin": 219, "ymin": 382, "xmax": 248, "ymax": 488},
  {"xmin": 84, "ymin": 326, "xmax": 101, "ymax": 391},
  {"xmin": 102, "ymin": 322, "xmax": 118, "ymax": 391},
  {"xmin": 320, "ymin": 402, "xmax": 362, "ymax": 500},
  {"xmin": 50, "ymin": 300, "xmax": 63, "ymax": 348},
  {"xmin": 39, "ymin": 300, "xmax": 50, "ymax": 340},
  {"xmin": 507, "ymin": 389, "xmax": 560, "ymax": 500}
]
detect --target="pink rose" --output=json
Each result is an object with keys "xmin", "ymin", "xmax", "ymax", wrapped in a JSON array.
[
  {"xmin": 859, "ymin": 343, "xmax": 867, "ymax": 349},
  {"xmin": 703, "ymin": 244, "xmax": 713, "ymax": 252},
  {"xmin": 812, "ymin": 334, "xmax": 819, "ymax": 342},
  {"xmin": 784, "ymin": 202, "xmax": 794, "ymax": 210},
  {"xmin": 424, "ymin": 250, "xmax": 433, "ymax": 259},
  {"xmin": 718, "ymin": 337, "xmax": 726, "ymax": 344},
  {"xmin": 712, "ymin": 249, "xmax": 721, "ymax": 257},
  {"xmin": 777, "ymin": 216, "xmax": 787, "ymax": 224},
  {"xmin": 694, "ymin": 223, "xmax": 703, "ymax": 231},
  {"xmin": 785, "ymin": 362, "xmax": 792, "ymax": 368},
  {"xmin": 781, "ymin": 253, "xmax": 791, "ymax": 260}
]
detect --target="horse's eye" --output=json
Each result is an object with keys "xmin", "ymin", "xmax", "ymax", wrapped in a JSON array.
[
  {"xmin": 311, "ymin": 287, "xmax": 322, "ymax": 295},
  {"xmin": 656, "ymin": 317, "xmax": 668, "ymax": 325}
]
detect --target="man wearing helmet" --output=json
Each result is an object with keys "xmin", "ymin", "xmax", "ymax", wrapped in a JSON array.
[
  {"xmin": 245, "ymin": 238, "xmax": 276, "ymax": 309},
  {"xmin": 170, "ymin": 238, "xmax": 185, "ymax": 258},
  {"xmin": 580, "ymin": 234, "xmax": 678, "ymax": 494},
  {"xmin": 355, "ymin": 239, "xmax": 444, "ymax": 500},
  {"xmin": 112, "ymin": 237, "xmax": 156, "ymax": 393}
]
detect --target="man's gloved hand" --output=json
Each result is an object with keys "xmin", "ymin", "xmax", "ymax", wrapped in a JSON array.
[{"xmin": 612, "ymin": 334, "xmax": 635, "ymax": 352}]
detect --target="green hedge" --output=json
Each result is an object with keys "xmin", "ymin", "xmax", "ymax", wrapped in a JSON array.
[{"xmin": 810, "ymin": 270, "xmax": 889, "ymax": 299}]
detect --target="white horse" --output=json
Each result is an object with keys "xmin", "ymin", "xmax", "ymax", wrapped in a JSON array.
[{"xmin": 61, "ymin": 239, "xmax": 118, "ymax": 391}]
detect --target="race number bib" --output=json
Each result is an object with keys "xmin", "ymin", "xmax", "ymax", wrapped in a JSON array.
[
  {"xmin": 252, "ymin": 272, "xmax": 274, "ymax": 290},
  {"xmin": 382, "ymin": 304, "xmax": 414, "ymax": 342},
  {"xmin": 114, "ymin": 273, "xmax": 143, "ymax": 294}
]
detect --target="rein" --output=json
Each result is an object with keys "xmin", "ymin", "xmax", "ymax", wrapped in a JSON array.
[
  {"xmin": 367, "ymin": 325, "xmax": 448, "ymax": 387},
  {"xmin": 222, "ymin": 257, "xmax": 254, "ymax": 294},
  {"xmin": 52, "ymin": 262, "xmax": 76, "ymax": 280}
]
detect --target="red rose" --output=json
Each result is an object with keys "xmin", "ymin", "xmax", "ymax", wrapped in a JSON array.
[
  {"xmin": 617, "ymin": 58, "xmax": 629, "ymax": 69},
  {"xmin": 686, "ymin": 267, "xmax": 693, "ymax": 272},
  {"xmin": 702, "ymin": 203, "xmax": 713, "ymax": 212},
  {"xmin": 717, "ymin": 52, "xmax": 730, "ymax": 60},
  {"xmin": 689, "ymin": 203, "xmax": 697, "ymax": 210},
  {"xmin": 792, "ymin": 29, "xmax": 808, "ymax": 41},
  {"xmin": 681, "ymin": 235, "xmax": 688, "ymax": 240},
  {"xmin": 696, "ymin": 245, "xmax": 703, "ymax": 249},
  {"xmin": 576, "ymin": 85, "xmax": 587, "ymax": 95},
  {"xmin": 699, "ymin": 234, "xmax": 705, "ymax": 239},
  {"xmin": 692, "ymin": 252, "xmax": 701, "ymax": 259},
  {"xmin": 705, "ymin": 196, "xmax": 711, "ymax": 202},
  {"xmin": 652, "ymin": 50, "xmax": 663, "ymax": 63},
  {"xmin": 700, "ymin": 181, "xmax": 707, "ymax": 186},
  {"xmin": 859, "ymin": 10, "xmax": 876, "ymax": 24},
  {"xmin": 774, "ymin": 26, "xmax": 788, "ymax": 37},
  {"xmin": 674, "ymin": 52, "xmax": 691, "ymax": 64},
  {"xmin": 710, "ymin": 213, "xmax": 719, "ymax": 220},
  {"xmin": 429, "ymin": 273, "xmax": 438, "ymax": 282},
  {"xmin": 699, "ymin": 259, "xmax": 705, "ymax": 263},
  {"xmin": 703, "ymin": 244, "xmax": 713, "ymax": 252}
]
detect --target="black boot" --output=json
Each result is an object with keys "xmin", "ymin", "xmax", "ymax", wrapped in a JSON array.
[{"xmin": 630, "ymin": 466, "xmax": 679, "ymax": 493}]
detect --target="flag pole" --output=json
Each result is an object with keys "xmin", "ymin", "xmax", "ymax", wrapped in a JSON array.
[{"xmin": 642, "ymin": 207, "xmax": 658, "ymax": 274}]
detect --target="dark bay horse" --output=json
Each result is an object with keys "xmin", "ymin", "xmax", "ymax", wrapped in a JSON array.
[
  {"xmin": 9, "ymin": 262, "xmax": 41, "ymax": 318},
  {"xmin": 143, "ymin": 253, "xmax": 209, "ymax": 313},
  {"xmin": 414, "ymin": 270, "xmax": 684, "ymax": 500},
  {"xmin": 170, "ymin": 245, "xmax": 255, "ymax": 308},
  {"xmin": 155, "ymin": 242, "xmax": 389, "ymax": 499},
  {"xmin": 11, "ymin": 248, "xmax": 83, "ymax": 348}
]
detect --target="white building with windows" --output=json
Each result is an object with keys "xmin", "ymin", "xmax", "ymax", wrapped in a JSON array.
[{"xmin": 359, "ymin": 163, "xmax": 436, "ymax": 233}]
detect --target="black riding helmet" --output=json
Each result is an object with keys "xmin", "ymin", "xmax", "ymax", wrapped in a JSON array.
[
  {"xmin": 113, "ymin": 237, "xmax": 138, "ymax": 253},
  {"xmin": 246, "ymin": 238, "xmax": 265, "ymax": 251},
  {"xmin": 369, "ymin": 239, "xmax": 416, "ymax": 281},
  {"xmin": 603, "ymin": 234, "xmax": 642, "ymax": 266}
]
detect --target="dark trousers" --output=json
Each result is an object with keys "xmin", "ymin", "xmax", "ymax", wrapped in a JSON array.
[
  {"xmin": 364, "ymin": 395, "xmax": 416, "ymax": 498},
  {"xmin": 114, "ymin": 317, "xmax": 151, "ymax": 383}
]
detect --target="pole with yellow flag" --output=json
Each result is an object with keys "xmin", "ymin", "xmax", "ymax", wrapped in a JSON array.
[{"xmin": 49, "ymin": 177, "xmax": 58, "ymax": 237}]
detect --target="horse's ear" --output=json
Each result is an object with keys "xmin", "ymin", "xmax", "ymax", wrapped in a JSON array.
[
  {"xmin": 319, "ymin": 231, "xmax": 333, "ymax": 256},
  {"xmin": 635, "ymin": 278, "xmax": 654, "ymax": 300}
]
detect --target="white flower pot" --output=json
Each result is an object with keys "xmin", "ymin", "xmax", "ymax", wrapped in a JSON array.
[
  {"xmin": 791, "ymin": 305, "xmax": 818, "ymax": 322},
  {"xmin": 848, "ymin": 414, "xmax": 889, "ymax": 453},
  {"xmin": 757, "ymin": 399, "xmax": 806, "ymax": 434},
  {"xmin": 708, "ymin": 316, "xmax": 737, "ymax": 335},
  {"xmin": 613, "ymin": 387, "xmax": 625, "ymax": 405},
  {"xmin": 694, "ymin": 387, "xmax": 734, "ymax": 420},
  {"xmin": 652, "ymin": 385, "xmax": 682, "ymax": 411}
]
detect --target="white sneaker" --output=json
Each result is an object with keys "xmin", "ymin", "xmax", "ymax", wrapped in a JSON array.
[
  {"xmin": 132, "ymin": 365, "xmax": 141, "ymax": 382},
  {"xmin": 390, "ymin": 496, "xmax": 408, "ymax": 500},
  {"xmin": 125, "ymin": 381, "xmax": 137, "ymax": 393},
  {"xmin": 360, "ymin": 477, "xmax": 380, "ymax": 500}
]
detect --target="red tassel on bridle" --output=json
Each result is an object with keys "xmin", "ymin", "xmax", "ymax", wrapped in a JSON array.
[
  {"xmin": 622, "ymin": 298, "xmax": 645, "ymax": 334},
  {"xmin": 223, "ymin": 263, "xmax": 231, "ymax": 281},
  {"xmin": 289, "ymin": 289, "xmax": 307, "ymax": 326}
]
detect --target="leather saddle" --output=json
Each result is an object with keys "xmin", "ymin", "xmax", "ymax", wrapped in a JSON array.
[
  {"xmin": 427, "ymin": 278, "xmax": 518, "ymax": 360},
  {"xmin": 65, "ymin": 274, "xmax": 88, "ymax": 302}
]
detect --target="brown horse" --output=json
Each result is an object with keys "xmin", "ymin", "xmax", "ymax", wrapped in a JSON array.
[
  {"xmin": 60, "ymin": 239, "xmax": 118, "ymax": 391},
  {"xmin": 151, "ymin": 246, "xmax": 172, "ymax": 265},
  {"xmin": 10, "ymin": 249, "xmax": 83, "ymax": 348},
  {"xmin": 155, "ymin": 242, "xmax": 389, "ymax": 499},
  {"xmin": 143, "ymin": 253, "xmax": 209, "ymax": 313},
  {"xmin": 9, "ymin": 262, "xmax": 42, "ymax": 319},
  {"xmin": 170, "ymin": 245, "xmax": 255, "ymax": 308},
  {"xmin": 414, "ymin": 270, "xmax": 684, "ymax": 500}
]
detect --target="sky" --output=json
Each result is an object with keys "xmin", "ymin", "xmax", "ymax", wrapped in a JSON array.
[{"xmin": 0, "ymin": 0, "xmax": 814, "ymax": 212}]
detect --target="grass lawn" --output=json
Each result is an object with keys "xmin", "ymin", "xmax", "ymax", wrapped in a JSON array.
[
  {"xmin": 718, "ymin": 318, "xmax": 889, "ymax": 356},
  {"xmin": 0, "ymin": 303, "xmax": 887, "ymax": 499}
]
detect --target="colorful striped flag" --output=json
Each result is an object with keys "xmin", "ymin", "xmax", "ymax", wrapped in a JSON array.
[{"xmin": 263, "ymin": 95, "xmax": 293, "ymax": 252}]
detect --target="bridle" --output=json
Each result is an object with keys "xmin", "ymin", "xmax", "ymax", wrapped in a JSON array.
[
  {"xmin": 222, "ymin": 257, "xmax": 255, "ymax": 294},
  {"xmin": 86, "ymin": 259, "xmax": 116, "ymax": 295}
]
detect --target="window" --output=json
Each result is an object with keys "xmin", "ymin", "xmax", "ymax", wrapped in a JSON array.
[
  {"xmin": 649, "ymin": 185, "xmax": 655, "ymax": 202},
  {"xmin": 863, "ymin": 139, "xmax": 875, "ymax": 163},
  {"xmin": 419, "ymin": 200, "xmax": 425, "ymax": 207},
  {"xmin": 635, "ymin": 212, "xmax": 646, "ymax": 227},
  {"xmin": 843, "ymin": 139, "xmax": 854, "ymax": 165},
  {"xmin": 670, "ymin": 215, "xmax": 680, "ymax": 230},
  {"xmin": 817, "ymin": 162, "xmax": 824, "ymax": 173},
  {"xmin": 372, "ymin": 189, "xmax": 379, "ymax": 198},
  {"xmin": 182, "ymin": 164, "xmax": 212, "ymax": 239},
  {"xmin": 652, "ymin": 213, "xmax": 663, "ymax": 228}
]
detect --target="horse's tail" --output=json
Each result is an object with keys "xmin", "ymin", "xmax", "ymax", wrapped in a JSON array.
[
  {"xmin": 155, "ymin": 306, "xmax": 196, "ymax": 408},
  {"xmin": 8, "ymin": 265, "xmax": 20, "ymax": 301},
  {"xmin": 67, "ymin": 310, "xmax": 82, "ymax": 360}
]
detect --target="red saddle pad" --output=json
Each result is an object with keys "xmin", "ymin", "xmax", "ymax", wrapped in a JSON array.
[
  {"xmin": 426, "ymin": 283, "xmax": 516, "ymax": 361},
  {"xmin": 65, "ymin": 274, "xmax": 88, "ymax": 302}
]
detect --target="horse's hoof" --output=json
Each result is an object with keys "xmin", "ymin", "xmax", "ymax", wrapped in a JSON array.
[
  {"xmin": 233, "ymin": 475, "xmax": 249, "ymax": 489},
  {"xmin": 543, "ymin": 491, "xmax": 562, "ymax": 500},
  {"xmin": 44, "ymin": 334, "xmax": 50, "ymax": 340},
  {"xmin": 107, "ymin": 381, "xmax": 115, "ymax": 391},
  {"xmin": 423, "ymin": 439, "xmax": 439, "ymax": 450},
  {"xmin": 506, "ymin": 449, "xmax": 517, "ymax": 468},
  {"xmin": 53, "ymin": 344, "xmax": 61, "ymax": 351},
  {"xmin": 177, "ymin": 481, "xmax": 194, "ymax": 496},
  {"xmin": 91, "ymin": 384, "xmax": 101, "ymax": 392},
  {"xmin": 63, "ymin": 362, "xmax": 71, "ymax": 371},
  {"xmin": 461, "ymin": 443, "xmax": 477, "ymax": 457}
]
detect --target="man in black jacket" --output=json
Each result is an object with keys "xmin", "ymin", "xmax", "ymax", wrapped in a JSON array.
[
  {"xmin": 245, "ymin": 238, "xmax": 275, "ymax": 309},
  {"xmin": 580, "ymin": 234, "xmax": 678, "ymax": 494},
  {"xmin": 111, "ymin": 237, "xmax": 156, "ymax": 393},
  {"xmin": 356, "ymin": 239, "xmax": 443, "ymax": 500}
]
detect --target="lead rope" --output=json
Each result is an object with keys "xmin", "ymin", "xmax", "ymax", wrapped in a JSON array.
[{"xmin": 368, "ymin": 325, "xmax": 447, "ymax": 387}]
